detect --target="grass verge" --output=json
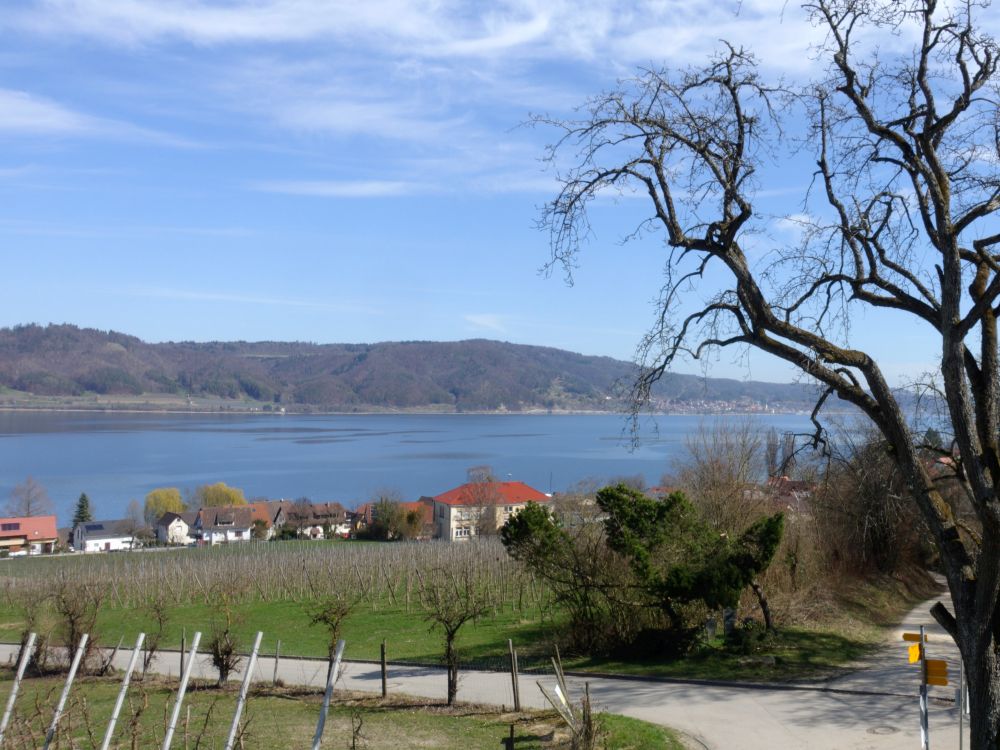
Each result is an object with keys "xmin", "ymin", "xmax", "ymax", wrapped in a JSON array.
[
  {"xmin": 560, "ymin": 569, "xmax": 942, "ymax": 682},
  {"xmin": 0, "ymin": 671, "xmax": 683, "ymax": 749}
]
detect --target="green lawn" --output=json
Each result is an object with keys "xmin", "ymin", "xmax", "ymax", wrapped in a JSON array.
[
  {"xmin": 0, "ymin": 672, "xmax": 684, "ymax": 749},
  {"xmin": 561, "ymin": 626, "xmax": 876, "ymax": 682},
  {"xmin": 0, "ymin": 598, "xmax": 561, "ymax": 667},
  {"xmin": 0, "ymin": 544, "xmax": 939, "ymax": 686}
]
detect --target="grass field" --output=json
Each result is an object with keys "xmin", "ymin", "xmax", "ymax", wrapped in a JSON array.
[
  {"xmin": 0, "ymin": 540, "xmax": 939, "ymax": 684},
  {"xmin": 0, "ymin": 540, "xmax": 558, "ymax": 668},
  {"xmin": 0, "ymin": 672, "xmax": 685, "ymax": 749}
]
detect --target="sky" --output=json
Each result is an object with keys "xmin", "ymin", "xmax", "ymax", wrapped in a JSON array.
[{"xmin": 0, "ymin": 0, "xmax": 984, "ymax": 386}]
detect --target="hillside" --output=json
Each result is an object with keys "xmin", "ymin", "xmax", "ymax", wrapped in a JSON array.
[{"xmin": 0, "ymin": 324, "xmax": 822, "ymax": 412}]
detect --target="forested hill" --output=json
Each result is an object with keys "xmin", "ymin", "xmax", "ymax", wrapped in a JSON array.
[{"xmin": 0, "ymin": 324, "xmax": 821, "ymax": 412}]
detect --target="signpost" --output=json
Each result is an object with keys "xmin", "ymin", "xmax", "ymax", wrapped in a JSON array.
[{"xmin": 903, "ymin": 627, "xmax": 950, "ymax": 750}]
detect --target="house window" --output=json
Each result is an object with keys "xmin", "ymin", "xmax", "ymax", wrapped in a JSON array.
[
  {"xmin": 455, "ymin": 527, "xmax": 471, "ymax": 538},
  {"xmin": 505, "ymin": 506, "xmax": 514, "ymax": 513},
  {"xmin": 234, "ymin": 530, "xmax": 243, "ymax": 538},
  {"xmin": 0, "ymin": 522, "xmax": 20, "ymax": 531}
]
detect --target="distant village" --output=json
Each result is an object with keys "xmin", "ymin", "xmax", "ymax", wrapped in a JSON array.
[
  {"xmin": 0, "ymin": 474, "xmax": 820, "ymax": 557},
  {"xmin": 0, "ymin": 479, "xmax": 555, "ymax": 554}
]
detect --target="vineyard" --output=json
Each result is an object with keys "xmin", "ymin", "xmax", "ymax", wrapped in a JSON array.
[{"xmin": 0, "ymin": 540, "xmax": 555, "ymax": 666}]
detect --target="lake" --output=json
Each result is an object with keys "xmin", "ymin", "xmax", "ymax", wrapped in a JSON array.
[{"xmin": 0, "ymin": 411, "xmax": 814, "ymax": 524}]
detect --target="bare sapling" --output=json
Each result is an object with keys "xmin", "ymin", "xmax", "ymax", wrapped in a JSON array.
[
  {"xmin": 302, "ymin": 570, "xmax": 360, "ymax": 662},
  {"xmin": 208, "ymin": 588, "xmax": 244, "ymax": 687},
  {"xmin": 51, "ymin": 573, "xmax": 105, "ymax": 671},
  {"xmin": 417, "ymin": 563, "xmax": 493, "ymax": 705},
  {"xmin": 141, "ymin": 587, "xmax": 172, "ymax": 676}
]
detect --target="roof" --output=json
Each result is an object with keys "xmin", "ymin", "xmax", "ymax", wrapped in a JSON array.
[
  {"xmin": 250, "ymin": 500, "xmax": 284, "ymax": 526},
  {"xmin": 157, "ymin": 511, "xmax": 198, "ymax": 528},
  {"xmin": 77, "ymin": 519, "xmax": 136, "ymax": 540},
  {"xmin": 0, "ymin": 515, "xmax": 58, "ymax": 541},
  {"xmin": 199, "ymin": 506, "xmax": 253, "ymax": 531},
  {"xmin": 250, "ymin": 500, "xmax": 349, "ymax": 527},
  {"xmin": 433, "ymin": 481, "xmax": 548, "ymax": 507}
]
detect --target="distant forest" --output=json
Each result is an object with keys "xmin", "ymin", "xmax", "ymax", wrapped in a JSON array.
[{"xmin": 0, "ymin": 324, "xmax": 824, "ymax": 412}]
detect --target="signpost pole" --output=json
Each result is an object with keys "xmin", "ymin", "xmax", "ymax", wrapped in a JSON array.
[
  {"xmin": 959, "ymin": 658, "xmax": 964, "ymax": 750},
  {"xmin": 920, "ymin": 625, "xmax": 929, "ymax": 750}
]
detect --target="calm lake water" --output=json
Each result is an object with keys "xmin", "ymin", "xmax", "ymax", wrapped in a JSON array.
[{"xmin": 0, "ymin": 411, "xmax": 814, "ymax": 524}]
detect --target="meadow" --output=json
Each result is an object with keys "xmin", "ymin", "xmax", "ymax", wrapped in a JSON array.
[
  {"xmin": 0, "ymin": 536, "xmax": 937, "ymax": 685},
  {"xmin": 0, "ymin": 540, "xmax": 556, "ymax": 668}
]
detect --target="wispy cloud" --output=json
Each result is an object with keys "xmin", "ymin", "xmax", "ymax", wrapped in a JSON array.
[
  {"xmin": 249, "ymin": 179, "xmax": 424, "ymax": 198},
  {"xmin": 464, "ymin": 313, "xmax": 508, "ymax": 333},
  {"xmin": 0, "ymin": 88, "xmax": 104, "ymax": 135},
  {"xmin": 0, "ymin": 88, "xmax": 197, "ymax": 147}
]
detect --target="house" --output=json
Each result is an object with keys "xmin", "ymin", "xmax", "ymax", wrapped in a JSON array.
[
  {"xmin": 248, "ymin": 500, "xmax": 287, "ymax": 539},
  {"xmin": 290, "ymin": 501, "xmax": 351, "ymax": 538},
  {"xmin": 73, "ymin": 519, "xmax": 137, "ymax": 553},
  {"xmin": 195, "ymin": 506, "xmax": 254, "ymax": 545},
  {"xmin": 0, "ymin": 515, "xmax": 58, "ymax": 556},
  {"xmin": 432, "ymin": 481, "xmax": 549, "ymax": 541},
  {"xmin": 156, "ymin": 511, "xmax": 199, "ymax": 545},
  {"xmin": 248, "ymin": 499, "xmax": 352, "ymax": 539}
]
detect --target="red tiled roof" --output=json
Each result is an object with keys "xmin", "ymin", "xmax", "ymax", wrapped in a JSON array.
[
  {"xmin": 0, "ymin": 515, "xmax": 58, "ymax": 541},
  {"xmin": 433, "ymin": 481, "xmax": 548, "ymax": 507}
]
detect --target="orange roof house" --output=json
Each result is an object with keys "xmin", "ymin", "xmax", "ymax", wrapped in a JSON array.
[
  {"xmin": 0, "ymin": 515, "xmax": 58, "ymax": 555},
  {"xmin": 433, "ymin": 481, "xmax": 548, "ymax": 507},
  {"xmin": 431, "ymin": 481, "xmax": 548, "ymax": 541}
]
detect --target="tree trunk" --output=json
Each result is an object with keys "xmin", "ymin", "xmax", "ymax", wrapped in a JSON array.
[
  {"xmin": 959, "ymin": 623, "xmax": 1000, "ymax": 750},
  {"xmin": 445, "ymin": 634, "xmax": 458, "ymax": 705},
  {"xmin": 749, "ymin": 580, "xmax": 774, "ymax": 632}
]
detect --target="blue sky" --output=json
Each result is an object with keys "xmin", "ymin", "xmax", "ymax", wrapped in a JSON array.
[{"xmin": 0, "ymin": 0, "xmax": 974, "ymax": 385}]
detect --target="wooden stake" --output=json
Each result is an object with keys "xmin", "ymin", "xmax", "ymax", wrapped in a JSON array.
[
  {"xmin": 380, "ymin": 640, "xmax": 387, "ymax": 698},
  {"xmin": 272, "ymin": 639, "xmax": 281, "ymax": 686},
  {"xmin": 161, "ymin": 631, "xmax": 201, "ymax": 750},
  {"xmin": 508, "ymin": 639, "xmax": 521, "ymax": 712},
  {"xmin": 311, "ymin": 639, "xmax": 345, "ymax": 750},
  {"xmin": 43, "ymin": 633, "xmax": 88, "ymax": 750},
  {"xmin": 100, "ymin": 632, "xmax": 145, "ymax": 750},
  {"xmin": 0, "ymin": 632, "xmax": 35, "ymax": 745},
  {"xmin": 224, "ymin": 631, "xmax": 262, "ymax": 750}
]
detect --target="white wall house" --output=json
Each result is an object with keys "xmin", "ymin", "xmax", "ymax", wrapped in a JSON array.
[
  {"xmin": 156, "ymin": 512, "xmax": 198, "ymax": 545},
  {"xmin": 196, "ymin": 506, "xmax": 253, "ymax": 545},
  {"xmin": 431, "ymin": 481, "xmax": 549, "ymax": 541},
  {"xmin": 73, "ymin": 520, "xmax": 136, "ymax": 553}
]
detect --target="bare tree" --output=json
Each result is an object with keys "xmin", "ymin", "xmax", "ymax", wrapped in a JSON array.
[
  {"xmin": 7, "ymin": 476, "xmax": 52, "ymax": 517},
  {"xmin": 677, "ymin": 419, "xmax": 768, "ymax": 534},
  {"xmin": 467, "ymin": 474, "xmax": 503, "ymax": 537},
  {"xmin": 539, "ymin": 2, "xmax": 1000, "ymax": 745},
  {"xmin": 417, "ymin": 565, "xmax": 492, "ymax": 705}
]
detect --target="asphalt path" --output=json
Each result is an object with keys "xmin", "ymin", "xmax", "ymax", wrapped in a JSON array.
[{"xmin": 0, "ymin": 593, "xmax": 971, "ymax": 749}]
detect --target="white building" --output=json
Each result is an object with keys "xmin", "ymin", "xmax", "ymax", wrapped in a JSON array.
[
  {"xmin": 156, "ymin": 511, "xmax": 199, "ymax": 545},
  {"xmin": 73, "ymin": 519, "xmax": 137, "ymax": 553},
  {"xmin": 195, "ymin": 506, "xmax": 253, "ymax": 545},
  {"xmin": 431, "ymin": 481, "xmax": 549, "ymax": 541}
]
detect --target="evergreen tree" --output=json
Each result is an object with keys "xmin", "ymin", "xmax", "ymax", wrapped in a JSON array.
[{"xmin": 72, "ymin": 493, "xmax": 93, "ymax": 526}]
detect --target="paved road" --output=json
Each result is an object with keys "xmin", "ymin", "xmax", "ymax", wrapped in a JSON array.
[{"xmin": 0, "ymin": 594, "xmax": 970, "ymax": 749}]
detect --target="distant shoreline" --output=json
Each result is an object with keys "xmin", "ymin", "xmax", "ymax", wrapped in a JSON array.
[{"xmin": 0, "ymin": 403, "xmax": 821, "ymax": 418}]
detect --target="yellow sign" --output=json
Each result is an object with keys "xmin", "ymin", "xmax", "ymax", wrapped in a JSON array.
[
  {"xmin": 927, "ymin": 675, "xmax": 949, "ymax": 686},
  {"xmin": 903, "ymin": 632, "xmax": 928, "ymax": 642},
  {"xmin": 908, "ymin": 644, "xmax": 922, "ymax": 663},
  {"xmin": 926, "ymin": 659, "xmax": 948, "ymax": 676}
]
